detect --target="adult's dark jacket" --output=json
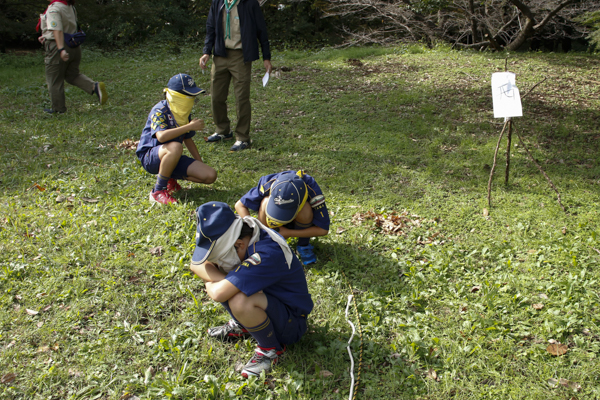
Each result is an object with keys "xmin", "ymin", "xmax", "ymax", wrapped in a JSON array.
[{"xmin": 203, "ymin": 0, "xmax": 271, "ymax": 63}]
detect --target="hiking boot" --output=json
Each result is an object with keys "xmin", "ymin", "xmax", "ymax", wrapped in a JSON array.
[
  {"xmin": 166, "ymin": 178, "xmax": 181, "ymax": 194},
  {"xmin": 206, "ymin": 131, "xmax": 233, "ymax": 142},
  {"xmin": 149, "ymin": 189, "xmax": 177, "ymax": 205},
  {"xmin": 297, "ymin": 244, "xmax": 317, "ymax": 265},
  {"xmin": 241, "ymin": 346, "xmax": 285, "ymax": 378},
  {"xmin": 94, "ymin": 82, "xmax": 108, "ymax": 105},
  {"xmin": 230, "ymin": 140, "xmax": 250, "ymax": 152},
  {"xmin": 207, "ymin": 319, "xmax": 251, "ymax": 341}
]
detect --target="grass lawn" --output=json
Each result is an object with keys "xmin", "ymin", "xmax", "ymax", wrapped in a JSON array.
[{"xmin": 0, "ymin": 43, "xmax": 599, "ymax": 399}]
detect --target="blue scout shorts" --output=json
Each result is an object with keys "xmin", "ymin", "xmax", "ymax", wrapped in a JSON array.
[
  {"xmin": 140, "ymin": 145, "xmax": 195, "ymax": 180},
  {"xmin": 264, "ymin": 293, "xmax": 308, "ymax": 345}
]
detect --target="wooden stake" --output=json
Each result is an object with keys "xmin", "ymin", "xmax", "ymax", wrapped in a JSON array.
[
  {"xmin": 505, "ymin": 119, "xmax": 512, "ymax": 185},
  {"xmin": 487, "ymin": 119, "xmax": 509, "ymax": 207}
]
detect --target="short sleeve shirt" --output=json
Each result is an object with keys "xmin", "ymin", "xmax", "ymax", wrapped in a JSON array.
[
  {"xmin": 225, "ymin": 230, "xmax": 313, "ymax": 317},
  {"xmin": 240, "ymin": 170, "xmax": 330, "ymax": 231},
  {"xmin": 136, "ymin": 100, "xmax": 196, "ymax": 161},
  {"xmin": 43, "ymin": 3, "xmax": 78, "ymax": 39}
]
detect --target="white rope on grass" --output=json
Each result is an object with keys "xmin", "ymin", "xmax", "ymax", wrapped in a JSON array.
[{"xmin": 345, "ymin": 294, "xmax": 356, "ymax": 400}]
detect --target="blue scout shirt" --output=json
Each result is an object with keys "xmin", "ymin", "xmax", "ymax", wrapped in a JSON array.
[
  {"xmin": 239, "ymin": 170, "xmax": 330, "ymax": 231},
  {"xmin": 136, "ymin": 100, "xmax": 196, "ymax": 161},
  {"xmin": 225, "ymin": 230, "xmax": 313, "ymax": 318}
]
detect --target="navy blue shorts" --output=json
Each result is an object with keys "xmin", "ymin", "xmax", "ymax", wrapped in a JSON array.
[
  {"xmin": 264, "ymin": 293, "xmax": 308, "ymax": 346},
  {"xmin": 140, "ymin": 145, "xmax": 195, "ymax": 180}
]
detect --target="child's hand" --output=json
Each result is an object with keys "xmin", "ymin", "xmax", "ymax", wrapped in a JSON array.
[{"xmin": 188, "ymin": 119, "xmax": 205, "ymax": 132}]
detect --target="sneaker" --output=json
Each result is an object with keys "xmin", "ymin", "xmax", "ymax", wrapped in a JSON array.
[
  {"xmin": 206, "ymin": 131, "xmax": 233, "ymax": 142},
  {"xmin": 241, "ymin": 346, "xmax": 285, "ymax": 378},
  {"xmin": 149, "ymin": 189, "xmax": 177, "ymax": 205},
  {"xmin": 94, "ymin": 82, "xmax": 108, "ymax": 105},
  {"xmin": 207, "ymin": 319, "xmax": 251, "ymax": 341},
  {"xmin": 297, "ymin": 244, "xmax": 317, "ymax": 265},
  {"xmin": 166, "ymin": 178, "xmax": 181, "ymax": 194},
  {"xmin": 230, "ymin": 140, "xmax": 251, "ymax": 152}
]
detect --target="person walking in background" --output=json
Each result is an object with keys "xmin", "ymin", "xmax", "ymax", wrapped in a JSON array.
[
  {"xmin": 37, "ymin": 0, "xmax": 107, "ymax": 114},
  {"xmin": 199, "ymin": 0, "xmax": 272, "ymax": 152}
]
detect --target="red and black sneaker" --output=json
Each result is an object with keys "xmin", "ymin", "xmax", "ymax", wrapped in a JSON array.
[
  {"xmin": 149, "ymin": 189, "xmax": 177, "ymax": 205},
  {"xmin": 166, "ymin": 178, "xmax": 182, "ymax": 194},
  {"xmin": 207, "ymin": 319, "xmax": 251, "ymax": 341}
]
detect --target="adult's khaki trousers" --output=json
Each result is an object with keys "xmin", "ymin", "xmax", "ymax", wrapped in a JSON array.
[
  {"xmin": 211, "ymin": 49, "xmax": 253, "ymax": 142},
  {"xmin": 44, "ymin": 41, "xmax": 95, "ymax": 113}
]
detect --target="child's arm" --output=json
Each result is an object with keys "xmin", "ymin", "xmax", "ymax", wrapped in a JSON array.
[
  {"xmin": 184, "ymin": 138, "xmax": 203, "ymax": 162},
  {"xmin": 190, "ymin": 261, "xmax": 240, "ymax": 302},
  {"xmin": 155, "ymin": 119, "xmax": 204, "ymax": 143},
  {"xmin": 205, "ymin": 280, "xmax": 240, "ymax": 303},
  {"xmin": 277, "ymin": 225, "xmax": 328, "ymax": 240},
  {"xmin": 190, "ymin": 261, "xmax": 226, "ymax": 282},
  {"xmin": 234, "ymin": 200, "xmax": 251, "ymax": 218}
]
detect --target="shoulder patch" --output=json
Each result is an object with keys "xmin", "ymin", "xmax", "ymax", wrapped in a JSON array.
[
  {"xmin": 310, "ymin": 194, "xmax": 325, "ymax": 208},
  {"xmin": 244, "ymin": 253, "xmax": 261, "ymax": 266}
]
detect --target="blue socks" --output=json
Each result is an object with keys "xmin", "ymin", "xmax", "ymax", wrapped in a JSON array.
[
  {"xmin": 154, "ymin": 173, "xmax": 170, "ymax": 193},
  {"xmin": 245, "ymin": 317, "xmax": 281, "ymax": 351}
]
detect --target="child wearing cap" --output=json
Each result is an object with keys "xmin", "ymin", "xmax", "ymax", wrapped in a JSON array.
[
  {"xmin": 234, "ymin": 170, "xmax": 329, "ymax": 265},
  {"xmin": 190, "ymin": 201, "xmax": 313, "ymax": 378},
  {"xmin": 136, "ymin": 73, "xmax": 217, "ymax": 205}
]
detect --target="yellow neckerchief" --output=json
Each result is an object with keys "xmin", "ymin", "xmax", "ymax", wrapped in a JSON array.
[{"xmin": 165, "ymin": 88, "xmax": 194, "ymax": 127}]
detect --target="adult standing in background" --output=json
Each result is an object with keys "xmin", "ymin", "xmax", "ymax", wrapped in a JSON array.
[
  {"xmin": 37, "ymin": 0, "xmax": 107, "ymax": 114},
  {"xmin": 199, "ymin": 0, "xmax": 272, "ymax": 152}
]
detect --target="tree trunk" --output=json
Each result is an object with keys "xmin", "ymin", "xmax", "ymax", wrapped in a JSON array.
[{"xmin": 505, "ymin": 17, "xmax": 535, "ymax": 51}]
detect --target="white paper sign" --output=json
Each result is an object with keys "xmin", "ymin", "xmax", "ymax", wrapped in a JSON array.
[
  {"xmin": 491, "ymin": 72, "xmax": 522, "ymax": 118},
  {"xmin": 262, "ymin": 72, "xmax": 270, "ymax": 87}
]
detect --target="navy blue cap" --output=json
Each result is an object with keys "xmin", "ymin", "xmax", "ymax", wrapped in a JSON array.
[
  {"xmin": 192, "ymin": 202, "xmax": 236, "ymax": 263},
  {"xmin": 167, "ymin": 73, "xmax": 205, "ymax": 96},
  {"xmin": 265, "ymin": 173, "xmax": 308, "ymax": 228}
]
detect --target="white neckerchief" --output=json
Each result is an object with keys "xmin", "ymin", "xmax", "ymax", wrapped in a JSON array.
[{"xmin": 207, "ymin": 215, "xmax": 293, "ymax": 271}]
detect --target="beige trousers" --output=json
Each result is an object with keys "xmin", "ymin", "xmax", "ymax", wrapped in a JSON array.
[{"xmin": 44, "ymin": 41, "xmax": 95, "ymax": 113}]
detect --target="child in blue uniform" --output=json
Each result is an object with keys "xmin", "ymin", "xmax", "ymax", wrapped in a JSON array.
[
  {"xmin": 235, "ymin": 170, "xmax": 329, "ymax": 265},
  {"xmin": 190, "ymin": 201, "xmax": 313, "ymax": 378},
  {"xmin": 136, "ymin": 73, "xmax": 217, "ymax": 205}
]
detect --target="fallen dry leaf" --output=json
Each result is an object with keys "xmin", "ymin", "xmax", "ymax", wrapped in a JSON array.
[
  {"xmin": 37, "ymin": 321, "xmax": 44, "ymax": 328},
  {"xmin": 82, "ymin": 197, "xmax": 99, "ymax": 203},
  {"xmin": 118, "ymin": 139, "xmax": 140, "ymax": 151},
  {"xmin": 532, "ymin": 303, "xmax": 544, "ymax": 310},
  {"xmin": 562, "ymin": 227, "xmax": 567, "ymax": 235},
  {"xmin": 56, "ymin": 195, "xmax": 66, "ymax": 203},
  {"xmin": 336, "ymin": 227, "xmax": 346, "ymax": 234},
  {"xmin": 26, "ymin": 309, "xmax": 39, "ymax": 316},
  {"xmin": 426, "ymin": 368, "xmax": 439, "ymax": 381},
  {"xmin": 1, "ymin": 373, "xmax": 16, "ymax": 384},
  {"xmin": 320, "ymin": 370, "xmax": 334, "ymax": 378},
  {"xmin": 149, "ymin": 246, "xmax": 163, "ymax": 256},
  {"xmin": 548, "ymin": 378, "xmax": 581, "ymax": 392},
  {"xmin": 483, "ymin": 208, "xmax": 489, "ymax": 217},
  {"xmin": 547, "ymin": 343, "xmax": 568, "ymax": 356},
  {"xmin": 42, "ymin": 305, "xmax": 52, "ymax": 312},
  {"xmin": 33, "ymin": 183, "xmax": 46, "ymax": 192},
  {"xmin": 470, "ymin": 285, "xmax": 481, "ymax": 293}
]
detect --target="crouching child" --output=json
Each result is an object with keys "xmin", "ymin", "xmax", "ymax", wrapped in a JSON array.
[
  {"xmin": 136, "ymin": 73, "xmax": 217, "ymax": 205},
  {"xmin": 190, "ymin": 201, "xmax": 313, "ymax": 378},
  {"xmin": 235, "ymin": 170, "xmax": 330, "ymax": 265}
]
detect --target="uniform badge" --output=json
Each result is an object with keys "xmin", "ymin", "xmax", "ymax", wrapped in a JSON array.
[
  {"xmin": 244, "ymin": 253, "xmax": 261, "ymax": 266},
  {"xmin": 167, "ymin": 114, "xmax": 173, "ymax": 121},
  {"xmin": 310, "ymin": 194, "xmax": 325, "ymax": 208}
]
